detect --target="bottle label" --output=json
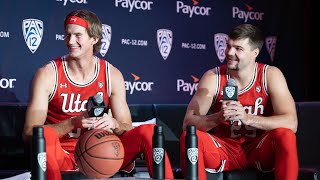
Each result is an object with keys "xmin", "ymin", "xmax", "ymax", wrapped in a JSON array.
[
  {"xmin": 187, "ymin": 148, "xmax": 198, "ymax": 165},
  {"xmin": 152, "ymin": 148, "xmax": 164, "ymax": 164},
  {"xmin": 37, "ymin": 152, "xmax": 47, "ymax": 172}
]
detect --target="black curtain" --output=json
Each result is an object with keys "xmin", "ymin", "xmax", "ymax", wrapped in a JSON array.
[{"xmin": 274, "ymin": 0, "xmax": 315, "ymax": 101}]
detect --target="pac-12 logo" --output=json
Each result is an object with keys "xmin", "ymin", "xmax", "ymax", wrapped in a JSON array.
[
  {"xmin": 22, "ymin": 19, "xmax": 43, "ymax": 53},
  {"xmin": 100, "ymin": 24, "xmax": 111, "ymax": 57},
  {"xmin": 37, "ymin": 152, "xmax": 46, "ymax": 172},
  {"xmin": 214, "ymin": 33, "xmax": 228, "ymax": 63},
  {"xmin": 225, "ymin": 86, "xmax": 236, "ymax": 98},
  {"xmin": 187, "ymin": 148, "xmax": 198, "ymax": 165},
  {"xmin": 153, "ymin": 148, "xmax": 164, "ymax": 164},
  {"xmin": 265, "ymin": 36, "xmax": 277, "ymax": 62},
  {"xmin": 157, "ymin": 29, "xmax": 173, "ymax": 60}
]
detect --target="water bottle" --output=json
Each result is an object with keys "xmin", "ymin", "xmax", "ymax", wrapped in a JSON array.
[
  {"xmin": 31, "ymin": 127, "xmax": 46, "ymax": 180},
  {"xmin": 152, "ymin": 125, "xmax": 165, "ymax": 179},
  {"xmin": 185, "ymin": 125, "xmax": 198, "ymax": 180}
]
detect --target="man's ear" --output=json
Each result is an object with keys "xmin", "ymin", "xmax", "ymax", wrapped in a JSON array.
[
  {"xmin": 253, "ymin": 48, "xmax": 260, "ymax": 57},
  {"xmin": 91, "ymin": 37, "xmax": 99, "ymax": 45}
]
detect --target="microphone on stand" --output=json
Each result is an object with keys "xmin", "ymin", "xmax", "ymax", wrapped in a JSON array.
[
  {"xmin": 86, "ymin": 94, "xmax": 106, "ymax": 117},
  {"xmin": 222, "ymin": 78, "xmax": 238, "ymax": 124}
]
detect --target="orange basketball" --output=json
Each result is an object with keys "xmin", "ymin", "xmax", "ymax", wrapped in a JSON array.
[{"xmin": 74, "ymin": 129, "xmax": 124, "ymax": 179}]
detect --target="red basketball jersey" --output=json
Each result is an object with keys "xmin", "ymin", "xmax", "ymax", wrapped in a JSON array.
[
  {"xmin": 46, "ymin": 56, "xmax": 111, "ymax": 153},
  {"xmin": 211, "ymin": 63, "xmax": 273, "ymax": 143}
]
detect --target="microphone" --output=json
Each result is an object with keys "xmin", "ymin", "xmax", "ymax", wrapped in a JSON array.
[
  {"xmin": 223, "ymin": 78, "xmax": 238, "ymax": 124},
  {"xmin": 86, "ymin": 94, "xmax": 106, "ymax": 117}
]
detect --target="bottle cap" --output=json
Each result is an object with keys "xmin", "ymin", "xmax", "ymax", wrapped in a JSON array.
[
  {"xmin": 186, "ymin": 125, "xmax": 196, "ymax": 134},
  {"xmin": 33, "ymin": 127, "xmax": 44, "ymax": 138},
  {"xmin": 154, "ymin": 125, "xmax": 163, "ymax": 134}
]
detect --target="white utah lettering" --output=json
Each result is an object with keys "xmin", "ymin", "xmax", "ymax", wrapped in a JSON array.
[
  {"xmin": 243, "ymin": 97, "xmax": 264, "ymax": 115},
  {"xmin": 61, "ymin": 93, "xmax": 88, "ymax": 113}
]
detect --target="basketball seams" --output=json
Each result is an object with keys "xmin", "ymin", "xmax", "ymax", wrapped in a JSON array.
[
  {"xmin": 78, "ymin": 130, "xmax": 116, "ymax": 177},
  {"xmin": 74, "ymin": 129, "xmax": 124, "ymax": 178},
  {"xmin": 80, "ymin": 159, "xmax": 114, "ymax": 176},
  {"xmin": 85, "ymin": 140, "xmax": 124, "ymax": 159},
  {"xmin": 76, "ymin": 129, "xmax": 89, "ymax": 157},
  {"xmin": 75, "ymin": 129, "xmax": 92, "ymax": 177}
]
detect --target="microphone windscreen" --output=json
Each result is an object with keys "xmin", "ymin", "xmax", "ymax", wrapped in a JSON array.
[
  {"xmin": 227, "ymin": 78, "xmax": 236, "ymax": 86},
  {"xmin": 93, "ymin": 94, "xmax": 103, "ymax": 104}
]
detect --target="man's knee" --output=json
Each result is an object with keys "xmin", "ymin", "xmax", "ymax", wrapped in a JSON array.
[
  {"xmin": 133, "ymin": 124, "xmax": 155, "ymax": 140},
  {"xmin": 270, "ymin": 128, "xmax": 295, "ymax": 137},
  {"xmin": 270, "ymin": 128, "xmax": 296, "ymax": 144}
]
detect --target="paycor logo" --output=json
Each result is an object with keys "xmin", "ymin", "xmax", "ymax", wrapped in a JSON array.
[
  {"xmin": 115, "ymin": 0, "xmax": 153, "ymax": 12},
  {"xmin": 176, "ymin": 1, "xmax": 211, "ymax": 18},
  {"xmin": 177, "ymin": 75, "xmax": 199, "ymax": 95},
  {"xmin": 0, "ymin": 78, "xmax": 16, "ymax": 89},
  {"xmin": 125, "ymin": 73, "xmax": 154, "ymax": 94},
  {"xmin": 232, "ymin": 5, "xmax": 264, "ymax": 22},
  {"xmin": 56, "ymin": 0, "xmax": 88, "ymax": 6}
]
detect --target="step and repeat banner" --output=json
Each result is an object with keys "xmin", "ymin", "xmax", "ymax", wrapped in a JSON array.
[{"xmin": 0, "ymin": 0, "xmax": 281, "ymax": 104}]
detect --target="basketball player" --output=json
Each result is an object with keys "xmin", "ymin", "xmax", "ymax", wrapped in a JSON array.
[
  {"xmin": 22, "ymin": 9, "xmax": 174, "ymax": 180},
  {"xmin": 179, "ymin": 24, "xmax": 298, "ymax": 180}
]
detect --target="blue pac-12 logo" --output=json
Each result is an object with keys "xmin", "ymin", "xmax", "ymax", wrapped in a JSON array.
[
  {"xmin": 100, "ymin": 24, "xmax": 111, "ymax": 57},
  {"xmin": 157, "ymin": 29, "xmax": 173, "ymax": 60},
  {"xmin": 214, "ymin": 33, "xmax": 228, "ymax": 63},
  {"xmin": 22, "ymin": 19, "xmax": 43, "ymax": 53}
]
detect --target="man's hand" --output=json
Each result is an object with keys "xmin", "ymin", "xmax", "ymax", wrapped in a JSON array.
[
  {"xmin": 91, "ymin": 113, "xmax": 117, "ymax": 132},
  {"xmin": 222, "ymin": 100, "xmax": 248, "ymax": 125},
  {"xmin": 72, "ymin": 112, "xmax": 115, "ymax": 133},
  {"xmin": 72, "ymin": 111, "xmax": 99, "ymax": 129}
]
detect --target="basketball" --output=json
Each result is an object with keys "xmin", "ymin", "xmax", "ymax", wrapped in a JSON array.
[{"xmin": 74, "ymin": 129, "xmax": 124, "ymax": 179}]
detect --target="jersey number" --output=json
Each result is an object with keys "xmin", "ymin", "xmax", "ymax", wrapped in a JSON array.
[{"xmin": 230, "ymin": 123, "xmax": 256, "ymax": 138}]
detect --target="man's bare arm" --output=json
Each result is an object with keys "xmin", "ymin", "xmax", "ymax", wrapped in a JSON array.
[
  {"xmin": 183, "ymin": 69, "xmax": 224, "ymax": 131},
  {"xmin": 229, "ymin": 66, "xmax": 298, "ymax": 133},
  {"xmin": 107, "ymin": 64, "xmax": 133, "ymax": 135},
  {"xmin": 22, "ymin": 63, "xmax": 78, "ymax": 143}
]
